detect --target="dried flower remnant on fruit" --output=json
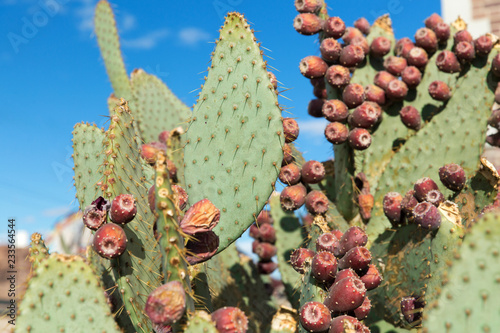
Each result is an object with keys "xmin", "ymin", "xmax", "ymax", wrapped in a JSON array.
[
  {"xmin": 179, "ymin": 199, "xmax": 220, "ymax": 235},
  {"xmin": 211, "ymin": 307, "xmax": 249, "ymax": 333},
  {"xmin": 145, "ymin": 281, "xmax": 186, "ymax": 326}
]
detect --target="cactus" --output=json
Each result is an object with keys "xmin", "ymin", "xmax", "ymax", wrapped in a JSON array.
[{"xmin": 18, "ymin": 1, "xmax": 500, "ymax": 332}]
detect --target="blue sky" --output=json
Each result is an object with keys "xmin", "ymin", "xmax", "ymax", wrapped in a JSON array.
[{"xmin": 1, "ymin": 0, "xmax": 441, "ymax": 244}]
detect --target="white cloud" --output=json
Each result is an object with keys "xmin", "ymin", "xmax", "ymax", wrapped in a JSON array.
[
  {"xmin": 42, "ymin": 206, "xmax": 72, "ymax": 217},
  {"xmin": 119, "ymin": 12, "xmax": 136, "ymax": 32},
  {"xmin": 122, "ymin": 29, "xmax": 170, "ymax": 50},
  {"xmin": 74, "ymin": 0, "xmax": 96, "ymax": 32},
  {"xmin": 178, "ymin": 27, "xmax": 211, "ymax": 46},
  {"xmin": 297, "ymin": 119, "xmax": 329, "ymax": 136}
]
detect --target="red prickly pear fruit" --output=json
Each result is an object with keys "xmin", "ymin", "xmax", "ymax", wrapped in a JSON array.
[
  {"xmin": 370, "ymin": 36, "xmax": 392, "ymax": 58},
  {"xmin": 294, "ymin": 0, "xmax": 323, "ymax": 13},
  {"xmin": 407, "ymin": 47, "xmax": 429, "ymax": 68},
  {"xmin": 334, "ymin": 268, "xmax": 358, "ymax": 284},
  {"xmin": 475, "ymin": 35, "xmax": 494, "ymax": 57},
  {"xmin": 172, "ymin": 185, "xmax": 188, "ymax": 211},
  {"xmin": 158, "ymin": 130, "xmax": 170, "ymax": 144},
  {"xmin": 425, "ymin": 13, "xmax": 443, "ymax": 30},
  {"xmin": 454, "ymin": 29, "xmax": 473, "ymax": 45},
  {"xmin": 249, "ymin": 223, "xmax": 260, "ymax": 239},
  {"xmin": 257, "ymin": 210, "xmax": 274, "ymax": 226},
  {"xmin": 349, "ymin": 36, "xmax": 369, "ymax": 55},
  {"xmin": 322, "ymin": 99, "xmax": 349, "ymax": 122},
  {"xmin": 486, "ymin": 131, "xmax": 500, "ymax": 146},
  {"xmin": 359, "ymin": 264, "xmax": 383, "ymax": 290},
  {"xmin": 305, "ymin": 190, "xmax": 329, "ymax": 214},
  {"xmin": 145, "ymin": 281, "xmax": 186, "ymax": 326},
  {"xmin": 180, "ymin": 199, "xmax": 220, "ymax": 235},
  {"xmin": 329, "ymin": 315, "xmax": 364, "ymax": 333},
  {"xmin": 312, "ymin": 251, "xmax": 338, "ymax": 283},
  {"xmin": 492, "ymin": 54, "xmax": 500, "ymax": 77},
  {"xmin": 324, "ymin": 17, "xmax": 346, "ymax": 39},
  {"xmin": 384, "ymin": 56, "xmax": 407, "ymax": 76},
  {"xmin": 342, "ymin": 83, "xmax": 365, "ymax": 108},
  {"xmin": 291, "ymin": 248, "xmax": 315, "ymax": 273},
  {"xmin": 401, "ymin": 66, "xmax": 422, "ymax": 89},
  {"xmin": 395, "ymin": 37, "xmax": 414, "ymax": 58},
  {"xmin": 311, "ymin": 77, "xmax": 325, "ymax": 88},
  {"xmin": 316, "ymin": 232, "xmax": 340, "ymax": 253},
  {"xmin": 342, "ymin": 27, "xmax": 363, "ymax": 44},
  {"xmin": 455, "ymin": 41, "xmax": 475, "ymax": 63},
  {"xmin": 414, "ymin": 202, "xmax": 441, "ymax": 230},
  {"xmin": 313, "ymin": 85, "xmax": 327, "ymax": 99},
  {"xmin": 308, "ymin": 98, "xmax": 325, "ymax": 118},
  {"xmin": 385, "ymin": 79, "xmax": 408, "ymax": 101},
  {"xmin": 401, "ymin": 190, "xmax": 419, "ymax": 218},
  {"xmin": 152, "ymin": 324, "xmax": 173, "ymax": 333},
  {"xmin": 326, "ymin": 65, "xmax": 351, "ymax": 88},
  {"xmin": 364, "ymin": 84, "xmax": 386, "ymax": 105},
  {"xmin": 257, "ymin": 260, "xmax": 278, "ymax": 274},
  {"xmin": 338, "ymin": 246, "xmax": 371, "ymax": 272},
  {"xmin": 324, "ymin": 276, "xmax": 366, "ymax": 312},
  {"xmin": 258, "ymin": 223, "xmax": 276, "ymax": 243},
  {"xmin": 301, "ymin": 160, "xmax": 326, "ymax": 184},
  {"xmin": 439, "ymin": 163, "xmax": 466, "ymax": 191},
  {"xmin": 434, "ymin": 22, "xmax": 450, "ymax": 43},
  {"xmin": 399, "ymin": 105, "xmax": 421, "ymax": 130},
  {"xmin": 211, "ymin": 307, "xmax": 249, "ymax": 333},
  {"xmin": 83, "ymin": 196, "xmax": 110, "ymax": 230},
  {"xmin": 302, "ymin": 214, "xmax": 314, "ymax": 228},
  {"xmin": 282, "ymin": 143, "xmax": 295, "ymax": 165},
  {"xmin": 425, "ymin": 189, "xmax": 445, "ymax": 207},
  {"xmin": 299, "ymin": 301, "xmax": 332, "ymax": 332},
  {"xmin": 414, "ymin": 177, "xmax": 439, "ymax": 202},
  {"xmin": 325, "ymin": 121, "xmax": 348, "ymax": 144},
  {"xmin": 280, "ymin": 183, "xmax": 307, "ymax": 211},
  {"xmin": 339, "ymin": 44, "xmax": 365, "ymax": 67},
  {"xmin": 373, "ymin": 70, "xmax": 396, "ymax": 90},
  {"xmin": 358, "ymin": 194, "xmax": 374, "ymax": 221},
  {"xmin": 140, "ymin": 142, "xmax": 166, "ymax": 164},
  {"xmin": 254, "ymin": 242, "xmax": 277, "ymax": 261},
  {"xmin": 320, "ymin": 38, "xmax": 342, "ymax": 62},
  {"xmin": 428, "ymin": 80, "xmax": 451, "ymax": 101},
  {"xmin": 251, "ymin": 239, "xmax": 260, "ymax": 253},
  {"xmin": 335, "ymin": 226, "xmax": 368, "ymax": 257},
  {"xmin": 415, "ymin": 28, "xmax": 438, "ymax": 53},
  {"xmin": 436, "ymin": 49, "xmax": 460, "ymax": 74},
  {"xmin": 185, "ymin": 231, "xmax": 219, "ymax": 265},
  {"xmin": 93, "ymin": 223, "xmax": 127, "ymax": 259},
  {"xmin": 353, "ymin": 296, "xmax": 371, "ymax": 320},
  {"xmin": 110, "ymin": 194, "xmax": 137, "ymax": 224},
  {"xmin": 279, "ymin": 163, "xmax": 302, "ymax": 185},
  {"xmin": 332, "ymin": 229, "xmax": 343, "ymax": 240},
  {"xmin": 300, "ymin": 56, "xmax": 328, "ymax": 78},
  {"xmin": 383, "ymin": 191, "xmax": 403, "ymax": 224},
  {"xmin": 294, "ymin": 13, "xmax": 323, "ymax": 35},
  {"xmin": 354, "ymin": 17, "xmax": 370, "ymax": 35},
  {"xmin": 282, "ymin": 118, "xmax": 300, "ymax": 143},
  {"xmin": 401, "ymin": 296, "xmax": 424, "ymax": 324},
  {"xmin": 348, "ymin": 128, "xmax": 372, "ymax": 151}
]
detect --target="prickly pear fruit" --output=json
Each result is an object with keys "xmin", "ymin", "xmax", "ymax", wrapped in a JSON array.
[
  {"xmin": 399, "ymin": 105, "xmax": 421, "ymax": 130},
  {"xmin": 374, "ymin": 70, "xmax": 396, "ymax": 90},
  {"xmin": 363, "ymin": 84, "xmax": 386, "ymax": 105},
  {"xmin": 305, "ymin": 190, "xmax": 329, "ymax": 214},
  {"xmin": 320, "ymin": 38, "xmax": 342, "ymax": 62},
  {"xmin": 436, "ymin": 50, "xmax": 461, "ymax": 73},
  {"xmin": 279, "ymin": 163, "xmax": 302, "ymax": 185},
  {"xmin": 316, "ymin": 232, "xmax": 340, "ymax": 253},
  {"xmin": 359, "ymin": 264, "xmax": 383, "ymax": 290},
  {"xmin": 93, "ymin": 223, "xmax": 127, "ymax": 259},
  {"xmin": 211, "ymin": 307, "xmax": 249, "ymax": 333},
  {"xmin": 401, "ymin": 189, "xmax": 419, "ymax": 218},
  {"xmin": 179, "ymin": 199, "xmax": 220, "ymax": 235},
  {"xmin": 282, "ymin": 143, "xmax": 295, "ymax": 165},
  {"xmin": 439, "ymin": 163, "xmax": 466, "ymax": 191},
  {"xmin": 312, "ymin": 251, "xmax": 338, "ymax": 283},
  {"xmin": 294, "ymin": 13, "xmax": 323, "ymax": 35},
  {"xmin": 140, "ymin": 142, "xmax": 166, "ymax": 164},
  {"xmin": 348, "ymin": 128, "xmax": 372, "ymax": 150},
  {"xmin": 186, "ymin": 231, "xmax": 219, "ymax": 265},
  {"xmin": 425, "ymin": 13, "xmax": 443, "ymax": 30},
  {"xmin": 354, "ymin": 17, "xmax": 370, "ymax": 35},
  {"xmin": 384, "ymin": 56, "xmax": 407, "ymax": 76},
  {"xmin": 342, "ymin": 27, "xmax": 363, "ymax": 44},
  {"xmin": 83, "ymin": 196, "xmax": 109, "ymax": 230},
  {"xmin": 323, "ymin": 99, "xmax": 349, "ymax": 122},
  {"xmin": 291, "ymin": 248, "xmax": 315, "ymax": 274},
  {"xmin": 396, "ymin": 37, "xmax": 414, "ymax": 58},
  {"xmin": 329, "ymin": 315, "xmax": 364, "ymax": 333},
  {"xmin": 145, "ymin": 281, "xmax": 186, "ymax": 326},
  {"xmin": 257, "ymin": 260, "xmax": 278, "ymax": 274},
  {"xmin": 455, "ymin": 41, "xmax": 475, "ymax": 63},
  {"xmin": 413, "ymin": 202, "xmax": 441, "ymax": 230},
  {"xmin": 334, "ymin": 268, "xmax": 358, "ymax": 284},
  {"xmin": 434, "ymin": 22, "xmax": 451, "ymax": 42},
  {"xmin": 110, "ymin": 194, "xmax": 137, "ymax": 224},
  {"xmin": 454, "ymin": 29, "xmax": 473, "ymax": 44},
  {"xmin": 428, "ymin": 80, "xmax": 451, "ymax": 101},
  {"xmin": 385, "ymin": 79, "xmax": 408, "ymax": 101},
  {"xmin": 326, "ymin": 65, "xmax": 351, "ymax": 88},
  {"xmin": 280, "ymin": 183, "xmax": 307, "ymax": 211},
  {"xmin": 370, "ymin": 36, "xmax": 392, "ymax": 58},
  {"xmin": 308, "ymin": 98, "xmax": 325, "ymax": 118},
  {"xmin": 340, "ymin": 44, "xmax": 365, "ymax": 67},
  {"xmin": 257, "ymin": 210, "xmax": 274, "ymax": 225},
  {"xmin": 299, "ymin": 301, "xmax": 332, "ymax": 332},
  {"xmin": 342, "ymin": 83, "xmax": 365, "ymax": 108},
  {"xmin": 335, "ymin": 226, "xmax": 368, "ymax": 257},
  {"xmin": 338, "ymin": 246, "xmax": 371, "ymax": 272},
  {"xmin": 254, "ymin": 242, "xmax": 277, "ymax": 261},
  {"xmin": 258, "ymin": 223, "xmax": 277, "ymax": 243},
  {"xmin": 294, "ymin": 0, "xmax": 323, "ymax": 13},
  {"xmin": 400, "ymin": 296, "xmax": 424, "ymax": 324},
  {"xmin": 325, "ymin": 122, "xmax": 349, "ymax": 144},
  {"xmin": 414, "ymin": 27, "xmax": 438, "ymax": 53},
  {"xmin": 283, "ymin": 118, "xmax": 300, "ymax": 143},
  {"xmin": 353, "ymin": 296, "xmax": 371, "ymax": 320},
  {"xmin": 383, "ymin": 191, "xmax": 403, "ymax": 224},
  {"xmin": 425, "ymin": 189, "xmax": 444, "ymax": 206},
  {"xmin": 350, "ymin": 102, "xmax": 381, "ymax": 129},
  {"xmin": 401, "ymin": 66, "xmax": 422, "ymax": 88},
  {"xmin": 407, "ymin": 47, "xmax": 429, "ymax": 68},
  {"xmin": 475, "ymin": 34, "xmax": 493, "ymax": 56},
  {"xmin": 301, "ymin": 160, "xmax": 326, "ymax": 184},
  {"xmin": 300, "ymin": 56, "xmax": 328, "ymax": 78},
  {"xmin": 413, "ymin": 177, "xmax": 439, "ymax": 201},
  {"xmin": 324, "ymin": 17, "xmax": 346, "ymax": 39},
  {"xmin": 324, "ymin": 276, "xmax": 366, "ymax": 312}
]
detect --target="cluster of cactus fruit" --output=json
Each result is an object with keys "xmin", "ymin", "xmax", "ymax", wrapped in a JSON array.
[{"xmin": 16, "ymin": 0, "xmax": 500, "ymax": 332}]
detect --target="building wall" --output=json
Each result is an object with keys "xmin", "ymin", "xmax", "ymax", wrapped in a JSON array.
[{"xmin": 441, "ymin": 0, "xmax": 491, "ymax": 36}]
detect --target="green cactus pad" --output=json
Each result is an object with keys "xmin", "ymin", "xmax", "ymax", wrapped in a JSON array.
[
  {"xmin": 184, "ymin": 311, "xmax": 218, "ymax": 333},
  {"xmin": 130, "ymin": 69, "xmax": 192, "ymax": 143},
  {"xmin": 94, "ymin": 0, "xmax": 132, "ymax": 100},
  {"xmin": 16, "ymin": 254, "xmax": 121, "ymax": 333},
  {"xmin": 28, "ymin": 233, "xmax": 49, "ymax": 271},
  {"xmin": 72, "ymin": 123, "xmax": 106, "ymax": 211},
  {"xmin": 422, "ymin": 211, "xmax": 500, "ymax": 332},
  {"xmin": 183, "ymin": 12, "xmax": 284, "ymax": 252}
]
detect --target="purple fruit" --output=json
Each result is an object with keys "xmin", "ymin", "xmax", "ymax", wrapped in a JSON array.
[
  {"xmin": 211, "ymin": 307, "xmax": 249, "ymax": 333},
  {"xmin": 492, "ymin": 54, "xmax": 500, "ymax": 77},
  {"xmin": 454, "ymin": 29, "xmax": 473, "ymax": 45},
  {"xmin": 145, "ymin": 281, "xmax": 186, "ymax": 326},
  {"xmin": 436, "ymin": 50, "xmax": 461, "ymax": 73},
  {"xmin": 342, "ymin": 83, "xmax": 365, "ymax": 108},
  {"xmin": 401, "ymin": 66, "xmax": 422, "ymax": 88},
  {"xmin": 434, "ymin": 22, "xmax": 450, "ymax": 43},
  {"xmin": 305, "ymin": 190, "xmax": 329, "ymax": 214},
  {"xmin": 312, "ymin": 251, "xmax": 338, "ymax": 283},
  {"xmin": 299, "ymin": 301, "xmax": 332, "ymax": 332},
  {"xmin": 141, "ymin": 142, "xmax": 166, "ymax": 165},
  {"xmin": 407, "ymin": 47, "xmax": 429, "ymax": 68},
  {"xmin": 258, "ymin": 223, "xmax": 276, "ymax": 243},
  {"xmin": 383, "ymin": 191, "xmax": 403, "ymax": 224},
  {"xmin": 308, "ymin": 99, "xmax": 325, "ymax": 118},
  {"xmin": 93, "ymin": 223, "xmax": 127, "ymax": 259},
  {"xmin": 300, "ymin": 56, "xmax": 328, "ymax": 78},
  {"xmin": 374, "ymin": 70, "xmax": 396, "ymax": 90},
  {"xmin": 370, "ymin": 36, "xmax": 392, "ymax": 58},
  {"xmin": 158, "ymin": 130, "xmax": 170, "ymax": 144},
  {"xmin": 291, "ymin": 248, "xmax": 315, "ymax": 273},
  {"xmin": 426, "ymin": 189, "xmax": 445, "ymax": 207},
  {"xmin": 384, "ymin": 56, "xmax": 407, "ymax": 76},
  {"xmin": 334, "ymin": 268, "xmax": 358, "ymax": 284},
  {"xmin": 282, "ymin": 143, "xmax": 294, "ymax": 166},
  {"xmin": 254, "ymin": 242, "xmax": 277, "ymax": 261},
  {"xmin": 294, "ymin": 13, "xmax": 323, "ymax": 35},
  {"xmin": 326, "ymin": 65, "xmax": 351, "ymax": 88},
  {"xmin": 425, "ymin": 13, "xmax": 443, "ymax": 30},
  {"xmin": 354, "ymin": 17, "xmax": 370, "ymax": 35},
  {"xmin": 83, "ymin": 197, "xmax": 109, "ymax": 230},
  {"xmin": 399, "ymin": 105, "xmax": 421, "ymax": 130},
  {"xmin": 324, "ymin": 17, "xmax": 346, "ymax": 39},
  {"xmin": 339, "ymin": 44, "xmax": 365, "ymax": 67},
  {"xmin": 359, "ymin": 264, "xmax": 383, "ymax": 290},
  {"xmin": 283, "ymin": 118, "xmax": 299, "ymax": 143},
  {"xmin": 396, "ymin": 37, "xmax": 414, "ymax": 58},
  {"xmin": 280, "ymin": 183, "xmax": 307, "ymax": 211},
  {"xmin": 342, "ymin": 27, "xmax": 363, "ymax": 44},
  {"xmin": 279, "ymin": 163, "xmax": 301, "ymax": 185},
  {"xmin": 401, "ymin": 189, "xmax": 419, "ymax": 218},
  {"xmin": 338, "ymin": 246, "xmax": 371, "ymax": 272},
  {"xmin": 348, "ymin": 128, "xmax": 372, "ymax": 150},
  {"xmin": 428, "ymin": 80, "xmax": 451, "ymax": 101},
  {"xmin": 322, "ymin": 99, "xmax": 349, "ymax": 122},
  {"xmin": 401, "ymin": 296, "xmax": 424, "ymax": 324},
  {"xmin": 325, "ymin": 122, "xmax": 349, "ymax": 144},
  {"xmin": 414, "ymin": 177, "xmax": 439, "ymax": 202},
  {"xmin": 353, "ymin": 296, "xmax": 371, "ymax": 320},
  {"xmin": 313, "ymin": 85, "xmax": 327, "ymax": 99},
  {"xmin": 415, "ymin": 28, "xmax": 438, "ymax": 53},
  {"xmin": 301, "ymin": 160, "xmax": 326, "ymax": 184},
  {"xmin": 294, "ymin": 0, "xmax": 323, "ymax": 13},
  {"xmin": 257, "ymin": 260, "xmax": 278, "ymax": 274},
  {"xmin": 364, "ymin": 84, "xmax": 386, "ymax": 105},
  {"xmin": 320, "ymin": 38, "xmax": 342, "ymax": 62},
  {"xmin": 349, "ymin": 36, "xmax": 369, "ymax": 55},
  {"xmin": 324, "ymin": 276, "xmax": 366, "ymax": 312},
  {"xmin": 185, "ymin": 231, "xmax": 219, "ymax": 265},
  {"xmin": 316, "ymin": 232, "xmax": 340, "ymax": 253},
  {"xmin": 179, "ymin": 199, "xmax": 220, "ymax": 235},
  {"xmin": 413, "ymin": 202, "xmax": 441, "ymax": 230},
  {"xmin": 257, "ymin": 210, "xmax": 274, "ymax": 225},
  {"xmin": 249, "ymin": 223, "xmax": 260, "ymax": 239},
  {"xmin": 110, "ymin": 194, "xmax": 137, "ymax": 225},
  {"xmin": 335, "ymin": 226, "xmax": 368, "ymax": 258},
  {"xmin": 385, "ymin": 79, "xmax": 408, "ymax": 101},
  {"xmin": 475, "ymin": 35, "xmax": 494, "ymax": 56},
  {"xmin": 455, "ymin": 41, "xmax": 475, "ymax": 63},
  {"xmin": 332, "ymin": 229, "xmax": 344, "ymax": 241},
  {"xmin": 439, "ymin": 163, "xmax": 466, "ymax": 191},
  {"xmin": 329, "ymin": 315, "xmax": 364, "ymax": 333}
]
